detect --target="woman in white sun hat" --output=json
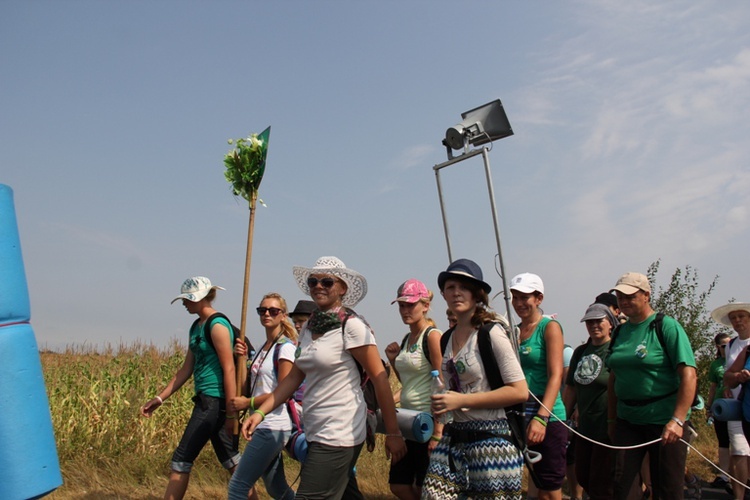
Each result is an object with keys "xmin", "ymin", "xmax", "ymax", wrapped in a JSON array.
[
  {"xmin": 140, "ymin": 277, "xmax": 240, "ymax": 500},
  {"xmin": 242, "ymin": 256, "xmax": 406, "ymax": 500},
  {"xmin": 715, "ymin": 302, "xmax": 750, "ymax": 500}
]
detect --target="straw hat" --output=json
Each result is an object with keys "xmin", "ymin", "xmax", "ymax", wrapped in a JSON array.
[{"xmin": 711, "ymin": 303, "xmax": 750, "ymax": 327}]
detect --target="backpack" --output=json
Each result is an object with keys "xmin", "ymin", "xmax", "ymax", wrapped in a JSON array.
[
  {"xmin": 192, "ymin": 312, "xmax": 254, "ymax": 355},
  {"xmin": 440, "ymin": 322, "xmax": 542, "ymax": 488},
  {"xmin": 399, "ymin": 326, "xmax": 436, "ymax": 364},
  {"xmin": 341, "ymin": 307, "xmax": 390, "ymax": 452}
]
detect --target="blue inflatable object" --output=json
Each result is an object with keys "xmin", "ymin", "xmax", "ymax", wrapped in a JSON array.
[
  {"xmin": 284, "ymin": 431, "xmax": 308, "ymax": 463},
  {"xmin": 376, "ymin": 408, "xmax": 435, "ymax": 443},
  {"xmin": 0, "ymin": 184, "xmax": 62, "ymax": 499},
  {"xmin": 711, "ymin": 398, "xmax": 743, "ymax": 422}
]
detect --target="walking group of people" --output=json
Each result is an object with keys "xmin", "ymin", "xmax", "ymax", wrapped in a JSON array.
[{"xmin": 138, "ymin": 255, "xmax": 748, "ymax": 500}]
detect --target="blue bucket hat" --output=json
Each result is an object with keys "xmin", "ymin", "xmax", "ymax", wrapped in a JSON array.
[{"xmin": 437, "ymin": 258, "xmax": 491, "ymax": 294}]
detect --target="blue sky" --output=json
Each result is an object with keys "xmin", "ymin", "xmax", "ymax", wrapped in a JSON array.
[{"xmin": 2, "ymin": 1, "xmax": 749, "ymax": 351}]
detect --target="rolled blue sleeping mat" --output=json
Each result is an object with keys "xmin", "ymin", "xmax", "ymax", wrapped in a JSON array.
[
  {"xmin": 288, "ymin": 432, "xmax": 308, "ymax": 463},
  {"xmin": 376, "ymin": 408, "xmax": 435, "ymax": 443},
  {"xmin": 711, "ymin": 398, "xmax": 743, "ymax": 421},
  {"xmin": 0, "ymin": 184, "xmax": 62, "ymax": 499}
]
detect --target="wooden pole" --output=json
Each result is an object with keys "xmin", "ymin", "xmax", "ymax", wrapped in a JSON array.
[{"xmin": 234, "ymin": 193, "xmax": 257, "ymax": 434}]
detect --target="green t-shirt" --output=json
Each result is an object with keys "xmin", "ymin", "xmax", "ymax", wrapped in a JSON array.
[
  {"xmin": 519, "ymin": 317, "xmax": 567, "ymax": 422},
  {"xmin": 189, "ymin": 316, "xmax": 234, "ymax": 398},
  {"xmin": 708, "ymin": 357, "xmax": 726, "ymax": 400},
  {"xmin": 607, "ymin": 313, "xmax": 696, "ymax": 425},
  {"xmin": 566, "ymin": 340, "xmax": 610, "ymax": 440}
]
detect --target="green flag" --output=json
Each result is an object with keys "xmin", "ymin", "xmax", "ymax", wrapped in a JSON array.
[{"xmin": 224, "ymin": 126, "xmax": 271, "ymax": 205}]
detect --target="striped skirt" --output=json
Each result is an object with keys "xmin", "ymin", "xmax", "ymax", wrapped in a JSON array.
[{"xmin": 422, "ymin": 419, "xmax": 523, "ymax": 499}]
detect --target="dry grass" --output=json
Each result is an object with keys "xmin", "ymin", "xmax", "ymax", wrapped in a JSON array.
[{"xmin": 41, "ymin": 342, "xmax": 722, "ymax": 499}]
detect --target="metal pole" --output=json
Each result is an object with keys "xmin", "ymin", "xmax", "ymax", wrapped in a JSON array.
[
  {"xmin": 480, "ymin": 147, "xmax": 517, "ymax": 350},
  {"xmin": 434, "ymin": 169, "xmax": 453, "ymax": 263},
  {"xmin": 433, "ymin": 148, "xmax": 483, "ymax": 264}
]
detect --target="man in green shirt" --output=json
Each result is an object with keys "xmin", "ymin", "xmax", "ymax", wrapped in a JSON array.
[{"xmin": 606, "ymin": 272, "xmax": 697, "ymax": 500}]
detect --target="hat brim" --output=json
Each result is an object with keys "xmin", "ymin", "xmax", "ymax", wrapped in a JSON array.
[
  {"xmin": 509, "ymin": 284, "xmax": 542, "ymax": 294},
  {"xmin": 170, "ymin": 285, "xmax": 225, "ymax": 304},
  {"xmin": 292, "ymin": 265, "xmax": 368, "ymax": 308},
  {"xmin": 580, "ymin": 312, "xmax": 607, "ymax": 322},
  {"xmin": 391, "ymin": 296, "xmax": 422, "ymax": 305},
  {"xmin": 711, "ymin": 303, "xmax": 750, "ymax": 327},
  {"xmin": 610, "ymin": 284, "xmax": 641, "ymax": 295},
  {"xmin": 438, "ymin": 271, "xmax": 491, "ymax": 294}
]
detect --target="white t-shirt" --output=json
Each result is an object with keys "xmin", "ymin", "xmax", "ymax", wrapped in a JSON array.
[
  {"xmin": 250, "ymin": 340, "xmax": 296, "ymax": 431},
  {"xmin": 294, "ymin": 315, "xmax": 375, "ymax": 446},
  {"xmin": 726, "ymin": 335, "xmax": 750, "ymax": 399},
  {"xmin": 441, "ymin": 324, "xmax": 526, "ymax": 422}
]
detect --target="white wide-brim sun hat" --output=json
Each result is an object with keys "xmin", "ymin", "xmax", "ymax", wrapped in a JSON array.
[
  {"xmin": 711, "ymin": 302, "xmax": 750, "ymax": 327},
  {"xmin": 292, "ymin": 256, "xmax": 368, "ymax": 308}
]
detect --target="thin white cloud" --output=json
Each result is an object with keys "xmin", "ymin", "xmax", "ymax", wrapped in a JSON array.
[{"xmin": 389, "ymin": 144, "xmax": 435, "ymax": 170}]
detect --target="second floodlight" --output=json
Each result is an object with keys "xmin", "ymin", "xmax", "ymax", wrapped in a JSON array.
[{"xmin": 444, "ymin": 99, "xmax": 514, "ymax": 151}]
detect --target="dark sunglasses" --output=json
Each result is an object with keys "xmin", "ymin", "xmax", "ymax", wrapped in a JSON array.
[
  {"xmin": 446, "ymin": 358, "xmax": 461, "ymax": 392},
  {"xmin": 256, "ymin": 307, "xmax": 283, "ymax": 317},
  {"xmin": 307, "ymin": 277, "xmax": 336, "ymax": 289}
]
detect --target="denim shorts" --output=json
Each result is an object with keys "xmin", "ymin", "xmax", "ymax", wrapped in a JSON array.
[{"xmin": 171, "ymin": 393, "xmax": 240, "ymax": 473}]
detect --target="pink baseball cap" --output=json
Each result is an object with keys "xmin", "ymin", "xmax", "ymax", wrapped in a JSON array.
[{"xmin": 391, "ymin": 279, "xmax": 430, "ymax": 304}]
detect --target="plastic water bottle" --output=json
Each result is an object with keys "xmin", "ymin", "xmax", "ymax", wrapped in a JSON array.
[{"xmin": 431, "ymin": 370, "xmax": 453, "ymax": 424}]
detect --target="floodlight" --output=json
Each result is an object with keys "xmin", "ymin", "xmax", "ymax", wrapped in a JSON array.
[{"xmin": 444, "ymin": 99, "xmax": 513, "ymax": 151}]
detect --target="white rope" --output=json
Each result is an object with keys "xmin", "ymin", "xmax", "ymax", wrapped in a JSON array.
[{"xmin": 528, "ymin": 391, "xmax": 750, "ymax": 490}]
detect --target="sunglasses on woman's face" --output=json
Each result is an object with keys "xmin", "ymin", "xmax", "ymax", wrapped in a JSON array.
[
  {"xmin": 256, "ymin": 307, "xmax": 283, "ymax": 317},
  {"xmin": 307, "ymin": 277, "xmax": 336, "ymax": 289}
]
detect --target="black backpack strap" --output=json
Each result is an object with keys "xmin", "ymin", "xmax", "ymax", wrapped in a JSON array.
[
  {"xmin": 399, "ymin": 333, "xmax": 409, "ymax": 351},
  {"xmin": 202, "ymin": 312, "xmax": 229, "ymax": 351},
  {"xmin": 422, "ymin": 326, "xmax": 434, "ymax": 364},
  {"xmin": 477, "ymin": 323, "xmax": 504, "ymax": 390},
  {"xmin": 651, "ymin": 312, "xmax": 671, "ymax": 366},
  {"xmin": 440, "ymin": 323, "xmax": 503, "ymax": 389},
  {"xmin": 440, "ymin": 326, "xmax": 455, "ymax": 356},
  {"xmin": 399, "ymin": 326, "xmax": 435, "ymax": 364},
  {"xmin": 341, "ymin": 308, "xmax": 361, "ymax": 376},
  {"xmin": 608, "ymin": 322, "xmax": 623, "ymax": 357}
]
